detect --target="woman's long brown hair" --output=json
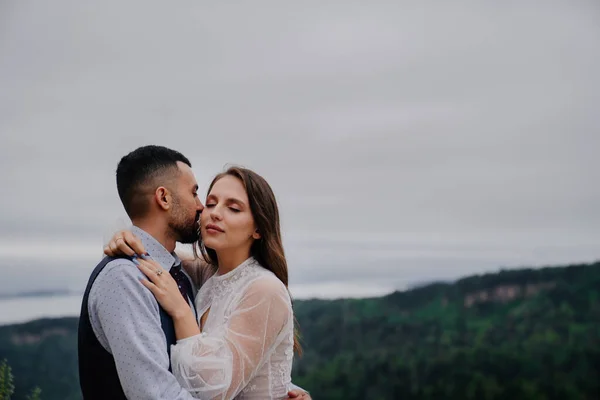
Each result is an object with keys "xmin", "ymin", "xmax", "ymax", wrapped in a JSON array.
[{"xmin": 197, "ymin": 166, "xmax": 302, "ymax": 355}]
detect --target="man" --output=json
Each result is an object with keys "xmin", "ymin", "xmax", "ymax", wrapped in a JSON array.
[{"xmin": 78, "ymin": 145, "xmax": 309, "ymax": 399}]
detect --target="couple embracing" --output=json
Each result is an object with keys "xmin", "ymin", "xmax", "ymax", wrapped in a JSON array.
[{"xmin": 78, "ymin": 145, "xmax": 311, "ymax": 399}]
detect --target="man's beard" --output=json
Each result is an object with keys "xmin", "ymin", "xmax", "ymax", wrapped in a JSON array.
[
  {"xmin": 170, "ymin": 214, "xmax": 200, "ymax": 244},
  {"xmin": 169, "ymin": 198, "xmax": 200, "ymax": 244}
]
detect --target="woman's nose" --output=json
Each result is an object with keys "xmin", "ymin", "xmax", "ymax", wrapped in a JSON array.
[{"xmin": 210, "ymin": 206, "xmax": 223, "ymax": 220}]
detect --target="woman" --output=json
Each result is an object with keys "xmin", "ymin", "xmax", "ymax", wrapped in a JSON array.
[{"xmin": 105, "ymin": 167, "xmax": 301, "ymax": 399}]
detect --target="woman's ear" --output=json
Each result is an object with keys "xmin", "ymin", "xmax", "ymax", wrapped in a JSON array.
[{"xmin": 252, "ymin": 229, "xmax": 261, "ymax": 240}]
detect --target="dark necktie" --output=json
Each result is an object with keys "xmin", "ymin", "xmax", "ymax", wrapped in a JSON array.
[{"xmin": 170, "ymin": 263, "xmax": 196, "ymax": 316}]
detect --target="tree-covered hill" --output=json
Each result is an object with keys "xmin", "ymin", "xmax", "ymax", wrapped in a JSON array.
[{"xmin": 1, "ymin": 261, "xmax": 599, "ymax": 399}]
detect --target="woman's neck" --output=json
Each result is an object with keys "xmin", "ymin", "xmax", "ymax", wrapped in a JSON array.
[{"xmin": 216, "ymin": 248, "xmax": 252, "ymax": 275}]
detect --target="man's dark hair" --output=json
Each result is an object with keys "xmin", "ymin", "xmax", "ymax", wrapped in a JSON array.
[{"xmin": 116, "ymin": 145, "xmax": 191, "ymax": 219}]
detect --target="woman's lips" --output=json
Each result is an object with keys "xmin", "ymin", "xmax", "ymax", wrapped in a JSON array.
[{"xmin": 205, "ymin": 224, "xmax": 224, "ymax": 234}]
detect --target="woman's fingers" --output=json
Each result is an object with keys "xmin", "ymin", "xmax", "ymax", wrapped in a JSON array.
[
  {"xmin": 136, "ymin": 259, "xmax": 158, "ymax": 282},
  {"xmin": 121, "ymin": 231, "xmax": 146, "ymax": 255},
  {"xmin": 104, "ymin": 243, "xmax": 120, "ymax": 256},
  {"xmin": 111, "ymin": 230, "xmax": 136, "ymax": 257},
  {"xmin": 104, "ymin": 232, "xmax": 132, "ymax": 256},
  {"xmin": 103, "ymin": 230, "xmax": 146, "ymax": 258},
  {"xmin": 137, "ymin": 258, "xmax": 167, "ymax": 286},
  {"xmin": 139, "ymin": 278, "xmax": 158, "ymax": 294},
  {"xmin": 115, "ymin": 238, "xmax": 136, "ymax": 257},
  {"xmin": 140, "ymin": 278, "xmax": 172, "ymax": 305},
  {"xmin": 108, "ymin": 240, "xmax": 120, "ymax": 256}
]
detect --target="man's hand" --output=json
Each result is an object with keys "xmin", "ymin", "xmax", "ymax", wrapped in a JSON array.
[{"xmin": 288, "ymin": 389, "xmax": 311, "ymax": 399}]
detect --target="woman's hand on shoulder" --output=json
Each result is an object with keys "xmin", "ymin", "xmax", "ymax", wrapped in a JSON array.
[
  {"xmin": 104, "ymin": 229, "xmax": 146, "ymax": 257},
  {"xmin": 136, "ymin": 257, "xmax": 192, "ymax": 320}
]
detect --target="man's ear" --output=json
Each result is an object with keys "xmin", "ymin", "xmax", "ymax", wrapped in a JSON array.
[{"xmin": 155, "ymin": 187, "xmax": 171, "ymax": 211}]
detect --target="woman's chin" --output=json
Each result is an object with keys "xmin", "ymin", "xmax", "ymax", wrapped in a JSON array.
[{"xmin": 203, "ymin": 238, "xmax": 223, "ymax": 251}]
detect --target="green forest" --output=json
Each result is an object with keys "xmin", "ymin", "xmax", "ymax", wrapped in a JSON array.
[{"xmin": 1, "ymin": 261, "xmax": 599, "ymax": 399}]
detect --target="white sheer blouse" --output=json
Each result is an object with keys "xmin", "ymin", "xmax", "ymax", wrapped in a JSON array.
[{"xmin": 171, "ymin": 257, "xmax": 294, "ymax": 399}]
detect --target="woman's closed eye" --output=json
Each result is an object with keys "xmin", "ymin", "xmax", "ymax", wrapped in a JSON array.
[{"xmin": 205, "ymin": 203, "xmax": 239, "ymax": 212}]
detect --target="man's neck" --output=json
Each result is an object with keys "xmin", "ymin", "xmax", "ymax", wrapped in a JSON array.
[{"xmin": 132, "ymin": 219, "xmax": 176, "ymax": 253}]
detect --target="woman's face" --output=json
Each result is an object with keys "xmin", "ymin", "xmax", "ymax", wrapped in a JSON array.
[{"xmin": 200, "ymin": 175, "xmax": 260, "ymax": 254}]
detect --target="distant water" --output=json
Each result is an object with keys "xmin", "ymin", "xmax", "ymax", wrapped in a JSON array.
[
  {"xmin": 0, "ymin": 282, "xmax": 396, "ymax": 326},
  {"xmin": 0, "ymin": 294, "xmax": 82, "ymax": 325}
]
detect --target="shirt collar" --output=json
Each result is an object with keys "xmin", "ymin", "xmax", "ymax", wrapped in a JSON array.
[{"xmin": 131, "ymin": 226, "xmax": 180, "ymax": 271}]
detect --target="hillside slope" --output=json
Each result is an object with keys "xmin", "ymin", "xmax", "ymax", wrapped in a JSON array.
[{"xmin": 1, "ymin": 261, "xmax": 599, "ymax": 399}]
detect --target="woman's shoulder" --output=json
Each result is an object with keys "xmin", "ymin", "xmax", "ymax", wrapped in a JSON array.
[{"xmin": 247, "ymin": 263, "xmax": 290, "ymax": 300}]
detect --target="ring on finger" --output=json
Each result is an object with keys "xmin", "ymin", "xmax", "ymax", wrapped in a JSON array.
[{"xmin": 156, "ymin": 269, "xmax": 163, "ymax": 276}]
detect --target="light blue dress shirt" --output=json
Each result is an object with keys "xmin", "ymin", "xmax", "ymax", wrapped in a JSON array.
[{"xmin": 88, "ymin": 226, "xmax": 196, "ymax": 400}]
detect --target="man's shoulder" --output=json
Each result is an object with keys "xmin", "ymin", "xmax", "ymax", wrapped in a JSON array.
[
  {"xmin": 97, "ymin": 257, "xmax": 140, "ymax": 278},
  {"xmin": 88, "ymin": 256, "xmax": 157, "ymax": 313},
  {"xmin": 90, "ymin": 257, "xmax": 147, "ymax": 294}
]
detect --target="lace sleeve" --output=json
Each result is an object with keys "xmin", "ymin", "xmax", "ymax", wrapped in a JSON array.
[{"xmin": 170, "ymin": 275, "xmax": 292, "ymax": 399}]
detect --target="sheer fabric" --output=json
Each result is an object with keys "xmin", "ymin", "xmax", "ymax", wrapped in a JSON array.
[{"xmin": 171, "ymin": 257, "xmax": 294, "ymax": 399}]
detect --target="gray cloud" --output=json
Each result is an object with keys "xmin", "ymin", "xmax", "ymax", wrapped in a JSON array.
[{"xmin": 1, "ymin": 0, "xmax": 599, "ymax": 297}]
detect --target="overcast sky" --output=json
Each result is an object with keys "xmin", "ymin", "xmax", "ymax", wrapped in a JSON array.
[{"xmin": 1, "ymin": 0, "xmax": 599, "ymax": 298}]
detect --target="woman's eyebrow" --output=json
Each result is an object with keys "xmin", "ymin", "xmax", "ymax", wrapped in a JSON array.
[
  {"xmin": 225, "ymin": 198, "xmax": 246, "ymax": 207},
  {"xmin": 206, "ymin": 194, "xmax": 246, "ymax": 207}
]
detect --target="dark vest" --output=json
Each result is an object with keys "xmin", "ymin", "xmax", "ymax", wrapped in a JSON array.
[{"xmin": 77, "ymin": 256, "xmax": 178, "ymax": 400}]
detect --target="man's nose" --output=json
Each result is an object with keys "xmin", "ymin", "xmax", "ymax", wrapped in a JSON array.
[{"xmin": 196, "ymin": 199, "xmax": 204, "ymax": 211}]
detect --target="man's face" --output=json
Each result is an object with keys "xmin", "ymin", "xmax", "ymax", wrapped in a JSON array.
[{"xmin": 168, "ymin": 162, "xmax": 204, "ymax": 243}]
